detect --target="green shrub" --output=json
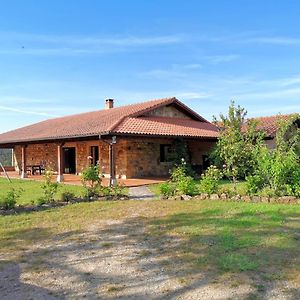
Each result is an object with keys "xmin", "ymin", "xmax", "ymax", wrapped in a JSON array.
[
  {"xmin": 0, "ymin": 188, "xmax": 23, "ymax": 209},
  {"xmin": 245, "ymin": 174, "xmax": 264, "ymax": 195},
  {"xmin": 176, "ymin": 176, "xmax": 197, "ymax": 195},
  {"xmin": 81, "ymin": 164, "xmax": 102, "ymax": 198},
  {"xmin": 168, "ymin": 161, "xmax": 198, "ymax": 196},
  {"xmin": 159, "ymin": 182, "xmax": 176, "ymax": 197},
  {"xmin": 60, "ymin": 191, "xmax": 75, "ymax": 202},
  {"xmin": 199, "ymin": 165, "xmax": 222, "ymax": 195},
  {"xmin": 107, "ymin": 184, "xmax": 127, "ymax": 197},
  {"xmin": 36, "ymin": 197, "xmax": 47, "ymax": 206},
  {"xmin": 170, "ymin": 163, "xmax": 187, "ymax": 183},
  {"xmin": 40, "ymin": 169, "xmax": 59, "ymax": 203},
  {"xmin": 259, "ymin": 187, "xmax": 277, "ymax": 197},
  {"xmin": 100, "ymin": 184, "xmax": 126, "ymax": 198}
]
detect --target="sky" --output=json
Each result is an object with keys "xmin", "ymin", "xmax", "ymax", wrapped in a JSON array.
[{"xmin": 1, "ymin": 0, "xmax": 300, "ymax": 133}]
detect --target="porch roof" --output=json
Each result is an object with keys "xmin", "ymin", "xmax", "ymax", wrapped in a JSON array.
[{"xmin": 0, "ymin": 97, "xmax": 218, "ymax": 145}]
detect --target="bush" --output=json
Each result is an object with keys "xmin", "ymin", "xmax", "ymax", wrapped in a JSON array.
[
  {"xmin": 245, "ymin": 174, "xmax": 264, "ymax": 195},
  {"xmin": 159, "ymin": 161, "xmax": 198, "ymax": 197},
  {"xmin": 160, "ymin": 182, "xmax": 176, "ymax": 197},
  {"xmin": 245, "ymin": 115, "xmax": 300, "ymax": 197},
  {"xmin": 36, "ymin": 197, "xmax": 47, "ymax": 206},
  {"xmin": 199, "ymin": 165, "xmax": 222, "ymax": 195},
  {"xmin": 40, "ymin": 169, "xmax": 59, "ymax": 203},
  {"xmin": 100, "ymin": 184, "xmax": 127, "ymax": 198},
  {"xmin": 81, "ymin": 165, "xmax": 102, "ymax": 198},
  {"xmin": 176, "ymin": 176, "xmax": 198, "ymax": 195},
  {"xmin": 60, "ymin": 191, "xmax": 75, "ymax": 202},
  {"xmin": 0, "ymin": 188, "xmax": 23, "ymax": 209}
]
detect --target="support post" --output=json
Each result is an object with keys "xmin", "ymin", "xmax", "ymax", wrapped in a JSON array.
[
  {"xmin": 21, "ymin": 145, "xmax": 27, "ymax": 178},
  {"xmin": 57, "ymin": 144, "xmax": 64, "ymax": 182},
  {"xmin": 109, "ymin": 143, "xmax": 117, "ymax": 187}
]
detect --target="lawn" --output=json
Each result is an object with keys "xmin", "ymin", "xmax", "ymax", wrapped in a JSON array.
[
  {"xmin": 0, "ymin": 177, "xmax": 85, "ymax": 205},
  {"xmin": 0, "ymin": 198, "xmax": 299, "ymax": 298}
]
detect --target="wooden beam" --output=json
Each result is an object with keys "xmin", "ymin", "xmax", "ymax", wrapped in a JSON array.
[
  {"xmin": 57, "ymin": 144, "xmax": 64, "ymax": 182},
  {"xmin": 21, "ymin": 145, "xmax": 27, "ymax": 178},
  {"xmin": 109, "ymin": 143, "xmax": 117, "ymax": 186}
]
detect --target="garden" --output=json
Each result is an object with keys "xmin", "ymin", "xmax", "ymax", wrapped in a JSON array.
[
  {"xmin": 152, "ymin": 102, "xmax": 300, "ymax": 205},
  {"xmin": 0, "ymin": 164, "xmax": 127, "ymax": 213}
]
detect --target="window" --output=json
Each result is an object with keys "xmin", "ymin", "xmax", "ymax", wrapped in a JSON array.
[{"xmin": 160, "ymin": 144, "xmax": 173, "ymax": 162}]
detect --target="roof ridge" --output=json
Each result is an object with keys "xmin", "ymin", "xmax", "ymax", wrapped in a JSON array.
[
  {"xmin": 107, "ymin": 97, "xmax": 176, "ymax": 133},
  {"xmin": 247, "ymin": 113, "xmax": 298, "ymax": 121}
]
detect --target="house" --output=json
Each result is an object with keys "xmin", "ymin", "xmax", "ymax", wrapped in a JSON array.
[
  {"xmin": 245, "ymin": 114, "xmax": 300, "ymax": 149},
  {"xmin": 0, "ymin": 97, "xmax": 219, "ymax": 182}
]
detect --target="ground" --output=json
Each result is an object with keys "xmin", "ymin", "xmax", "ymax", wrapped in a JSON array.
[{"xmin": 0, "ymin": 197, "xmax": 299, "ymax": 299}]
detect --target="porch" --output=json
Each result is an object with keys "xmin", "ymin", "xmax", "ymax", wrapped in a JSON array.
[{"xmin": 0, "ymin": 171, "xmax": 166, "ymax": 187}]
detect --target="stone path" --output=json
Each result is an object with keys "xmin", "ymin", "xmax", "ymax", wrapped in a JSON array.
[{"xmin": 128, "ymin": 185, "xmax": 156, "ymax": 200}]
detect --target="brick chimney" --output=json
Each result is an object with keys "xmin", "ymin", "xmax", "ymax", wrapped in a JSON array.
[{"xmin": 105, "ymin": 98, "xmax": 114, "ymax": 109}]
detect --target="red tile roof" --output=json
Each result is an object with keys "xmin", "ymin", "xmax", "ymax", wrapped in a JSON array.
[
  {"xmin": 114, "ymin": 116, "xmax": 219, "ymax": 138},
  {"xmin": 246, "ymin": 114, "xmax": 299, "ymax": 138},
  {"xmin": 0, "ymin": 97, "xmax": 218, "ymax": 145}
]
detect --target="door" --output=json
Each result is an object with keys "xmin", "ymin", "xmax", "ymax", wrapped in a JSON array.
[
  {"xmin": 90, "ymin": 146, "xmax": 99, "ymax": 166},
  {"xmin": 63, "ymin": 147, "xmax": 76, "ymax": 174}
]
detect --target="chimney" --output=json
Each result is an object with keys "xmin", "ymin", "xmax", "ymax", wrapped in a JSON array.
[{"xmin": 105, "ymin": 98, "xmax": 114, "ymax": 109}]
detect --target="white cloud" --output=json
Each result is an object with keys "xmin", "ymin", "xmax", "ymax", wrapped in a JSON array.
[
  {"xmin": 245, "ymin": 36, "xmax": 300, "ymax": 45},
  {"xmin": 0, "ymin": 32, "xmax": 186, "ymax": 56},
  {"xmin": 0, "ymin": 105, "xmax": 60, "ymax": 117},
  {"xmin": 204, "ymin": 54, "xmax": 240, "ymax": 64}
]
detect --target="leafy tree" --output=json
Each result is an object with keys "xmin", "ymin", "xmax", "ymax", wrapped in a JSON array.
[
  {"xmin": 246, "ymin": 114, "xmax": 300, "ymax": 196},
  {"xmin": 0, "ymin": 149, "xmax": 12, "ymax": 166},
  {"xmin": 212, "ymin": 101, "xmax": 264, "ymax": 188}
]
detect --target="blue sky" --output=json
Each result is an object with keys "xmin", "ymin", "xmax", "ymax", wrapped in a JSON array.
[{"xmin": 1, "ymin": 0, "xmax": 300, "ymax": 133}]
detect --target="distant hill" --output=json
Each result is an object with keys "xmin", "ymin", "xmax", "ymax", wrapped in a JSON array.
[{"xmin": 0, "ymin": 149, "xmax": 12, "ymax": 166}]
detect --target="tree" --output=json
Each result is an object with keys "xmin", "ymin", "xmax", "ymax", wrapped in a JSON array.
[
  {"xmin": 246, "ymin": 114, "xmax": 300, "ymax": 196},
  {"xmin": 212, "ymin": 101, "xmax": 264, "ymax": 188},
  {"xmin": 0, "ymin": 149, "xmax": 12, "ymax": 166}
]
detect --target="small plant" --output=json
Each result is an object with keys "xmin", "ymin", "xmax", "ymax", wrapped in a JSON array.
[
  {"xmin": 159, "ymin": 182, "xmax": 176, "ymax": 197},
  {"xmin": 101, "ymin": 184, "xmax": 127, "ymax": 198},
  {"xmin": 60, "ymin": 191, "xmax": 75, "ymax": 202},
  {"xmin": 199, "ymin": 165, "xmax": 222, "ymax": 195},
  {"xmin": 176, "ymin": 176, "xmax": 197, "ymax": 195},
  {"xmin": 81, "ymin": 164, "xmax": 102, "ymax": 198},
  {"xmin": 245, "ymin": 174, "xmax": 264, "ymax": 195},
  {"xmin": 36, "ymin": 197, "xmax": 47, "ymax": 206},
  {"xmin": 0, "ymin": 187, "xmax": 23, "ymax": 209},
  {"xmin": 40, "ymin": 169, "xmax": 59, "ymax": 203},
  {"xmin": 163, "ymin": 159, "xmax": 198, "ymax": 196}
]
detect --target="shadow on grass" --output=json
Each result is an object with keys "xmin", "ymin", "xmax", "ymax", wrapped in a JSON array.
[{"xmin": 0, "ymin": 203, "xmax": 299, "ymax": 299}]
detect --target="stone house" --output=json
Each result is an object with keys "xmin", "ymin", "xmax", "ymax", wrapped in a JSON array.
[{"xmin": 0, "ymin": 97, "xmax": 219, "ymax": 182}]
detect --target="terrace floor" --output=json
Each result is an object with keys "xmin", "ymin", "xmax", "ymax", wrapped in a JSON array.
[{"xmin": 0, "ymin": 171, "xmax": 166, "ymax": 187}]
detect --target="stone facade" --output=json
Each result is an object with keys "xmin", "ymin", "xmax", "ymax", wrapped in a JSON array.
[
  {"xmin": 143, "ymin": 105, "xmax": 191, "ymax": 119},
  {"xmin": 13, "ymin": 137, "xmax": 216, "ymax": 179},
  {"xmin": 14, "ymin": 143, "xmax": 59, "ymax": 172}
]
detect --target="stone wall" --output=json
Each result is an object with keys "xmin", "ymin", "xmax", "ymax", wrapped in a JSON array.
[
  {"xmin": 14, "ymin": 143, "xmax": 59, "ymax": 172},
  {"xmin": 13, "ymin": 137, "xmax": 216, "ymax": 178},
  {"xmin": 143, "ymin": 105, "xmax": 191, "ymax": 119},
  {"xmin": 125, "ymin": 138, "xmax": 173, "ymax": 178},
  {"xmin": 124, "ymin": 137, "xmax": 216, "ymax": 178},
  {"xmin": 188, "ymin": 140, "xmax": 215, "ymax": 165}
]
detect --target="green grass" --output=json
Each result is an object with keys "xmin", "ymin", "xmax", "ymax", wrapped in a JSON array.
[
  {"xmin": 0, "ymin": 177, "xmax": 85, "ymax": 205},
  {"xmin": 0, "ymin": 199, "xmax": 299, "ymax": 286}
]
